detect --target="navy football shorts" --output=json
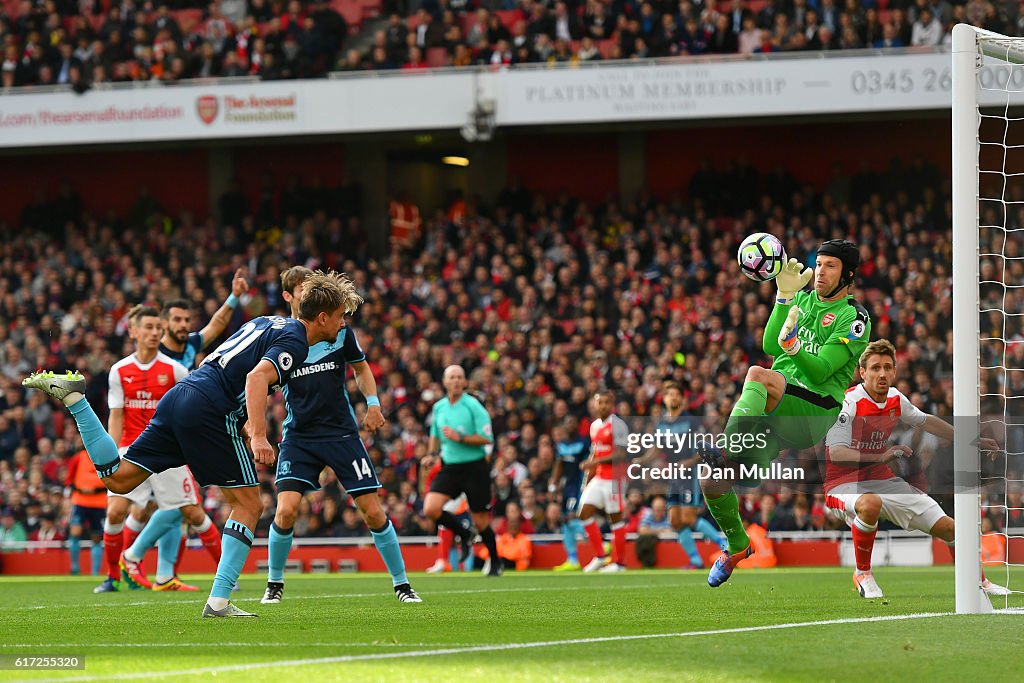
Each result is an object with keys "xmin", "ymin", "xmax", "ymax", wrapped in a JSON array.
[
  {"xmin": 122, "ymin": 383, "xmax": 259, "ymax": 488},
  {"xmin": 275, "ymin": 436, "xmax": 381, "ymax": 497}
]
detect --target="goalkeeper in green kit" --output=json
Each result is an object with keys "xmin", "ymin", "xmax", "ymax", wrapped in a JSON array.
[{"xmin": 702, "ymin": 240, "xmax": 871, "ymax": 587}]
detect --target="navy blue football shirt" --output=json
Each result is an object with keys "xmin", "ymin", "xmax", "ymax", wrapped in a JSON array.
[
  {"xmin": 282, "ymin": 326, "xmax": 367, "ymax": 441},
  {"xmin": 182, "ymin": 315, "xmax": 308, "ymax": 415}
]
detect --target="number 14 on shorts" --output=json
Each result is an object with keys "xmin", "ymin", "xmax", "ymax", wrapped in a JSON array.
[{"xmin": 352, "ymin": 458, "xmax": 374, "ymax": 480}]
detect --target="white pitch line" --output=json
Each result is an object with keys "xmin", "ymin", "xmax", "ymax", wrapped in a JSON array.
[
  {"xmin": 0, "ymin": 642, "xmax": 485, "ymax": 649},
  {"xmin": 15, "ymin": 582, "xmax": 667, "ymax": 611},
  {"xmin": 16, "ymin": 611, "xmax": 956, "ymax": 683}
]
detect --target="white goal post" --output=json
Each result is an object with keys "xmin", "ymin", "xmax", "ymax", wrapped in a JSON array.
[{"xmin": 952, "ymin": 23, "xmax": 1024, "ymax": 615}]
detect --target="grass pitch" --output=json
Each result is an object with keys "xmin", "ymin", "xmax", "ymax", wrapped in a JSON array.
[{"xmin": 0, "ymin": 568, "xmax": 1022, "ymax": 682}]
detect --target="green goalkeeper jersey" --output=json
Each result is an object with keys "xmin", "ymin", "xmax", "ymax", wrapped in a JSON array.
[{"xmin": 763, "ymin": 290, "xmax": 871, "ymax": 406}]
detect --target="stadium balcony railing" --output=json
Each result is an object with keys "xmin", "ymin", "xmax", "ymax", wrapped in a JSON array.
[{"xmin": 0, "ymin": 44, "xmax": 948, "ymax": 97}]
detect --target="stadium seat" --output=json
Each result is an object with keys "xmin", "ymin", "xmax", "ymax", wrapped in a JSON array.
[
  {"xmin": 427, "ymin": 47, "xmax": 450, "ymax": 67},
  {"xmin": 597, "ymin": 39, "xmax": 617, "ymax": 59},
  {"xmin": 496, "ymin": 10, "xmax": 523, "ymax": 30},
  {"xmin": 331, "ymin": 0, "xmax": 364, "ymax": 34},
  {"xmin": 359, "ymin": 0, "xmax": 382, "ymax": 20},
  {"xmin": 173, "ymin": 10, "xmax": 204, "ymax": 35}
]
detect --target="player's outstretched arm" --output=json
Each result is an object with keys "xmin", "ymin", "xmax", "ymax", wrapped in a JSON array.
[
  {"xmin": 244, "ymin": 359, "xmax": 278, "ymax": 466},
  {"xmin": 199, "ymin": 268, "xmax": 249, "ymax": 350},
  {"xmin": 920, "ymin": 415, "xmax": 1000, "ymax": 452}
]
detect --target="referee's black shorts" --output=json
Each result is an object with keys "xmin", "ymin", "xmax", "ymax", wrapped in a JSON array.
[{"xmin": 429, "ymin": 458, "xmax": 492, "ymax": 513}]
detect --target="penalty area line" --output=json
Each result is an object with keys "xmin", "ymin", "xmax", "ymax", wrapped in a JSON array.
[{"xmin": 18, "ymin": 611, "xmax": 954, "ymax": 683}]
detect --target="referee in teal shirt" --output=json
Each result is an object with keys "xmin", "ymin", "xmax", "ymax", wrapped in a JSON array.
[{"xmin": 422, "ymin": 365, "xmax": 501, "ymax": 576}]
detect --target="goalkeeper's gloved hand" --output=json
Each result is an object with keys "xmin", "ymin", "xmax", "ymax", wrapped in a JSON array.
[
  {"xmin": 775, "ymin": 258, "xmax": 813, "ymax": 304},
  {"xmin": 779, "ymin": 306, "xmax": 801, "ymax": 356}
]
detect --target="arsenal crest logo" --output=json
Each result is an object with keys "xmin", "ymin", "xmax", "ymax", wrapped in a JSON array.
[
  {"xmin": 196, "ymin": 95, "xmax": 218, "ymax": 125},
  {"xmin": 157, "ymin": 374, "xmax": 169, "ymax": 386},
  {"xmin": 822, "ymin": 313, "xmax": 836, "ymax": 327}
]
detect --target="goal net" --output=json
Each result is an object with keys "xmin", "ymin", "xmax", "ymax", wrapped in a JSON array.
[{"xmin": 953, "ymin": 24, "xmax": 1024, "ymax": 614}]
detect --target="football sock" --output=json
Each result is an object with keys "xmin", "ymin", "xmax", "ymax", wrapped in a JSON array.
[
  {"xmin": 437, "ymin": 510, "xmax": 466, "ymax": 537},
  {"xmin": 694, "ymin": 516, "xmax": 729, "ymax": 551},
  {"xmin": 173, "ymin": 534, "xmax": 187, "ymax": 575},
  {"xmin": 706, "ymin": 492, "xmax": 750, "ymax": 555},
  {"xmin": 67, "ymin": 400, "xmax": 121, "ymax": 477},
  {"xmin": 103, "ymin": 519, "xmax": 125, "ymax": 580},
  {"xmin": 611, "ymin": 521, "xmax": 627, "ymax": 565},
  {"xmin": 90, "ymin": 539, "xmax": 103, "ymax": 575},
  {"xmin": 195, "ymin": 518, "xmax": 222, "ymax": 564},
  {"xmin": 267, "ymin": 522, "xmax": 293, "ymax": 583},
  {"xmin": 211, "ymin": 519, "xmax": 254, "ymax": 600},
  {"xmin": 69, "ymin": 535, "xmax": 81, "ymax": 574},
  {"xmin": 479, "ymin": 526, "xmax": 498, "ymax": 565},
  {"xmin": 123, "ymin": 514, "xmax": 145, "ymax": 550},
  {"xmin": 725, "ymin": 381, "xmax": 769, "ymax": 440},
  {"xmin": 155, "ymin": 520, "xmax": 183, "ymax": 583},
  {"xmin": 582, "ymin": 518, "xmax": 605, "ymax": 557},
  {"xmin": 851, "ymin": 515, "xmax": 878, "ymax": 572},
  {"xmin": 127, "ymin": 508, "xmax": 182, "ymax": 562},
  {"xmin": 562, "ymin": 521, "xmax": 580, "ymax": 564},
  {"xmin": 677, "ymin": 527, "xmax": 701, "ymax": 565},
  {"xmin": 370, "ymin": 519, "xmax": 409, "ymax": 587},
  {"xmin": 438, "ymin": 527, "xmax": 454, "ymax": 563}
]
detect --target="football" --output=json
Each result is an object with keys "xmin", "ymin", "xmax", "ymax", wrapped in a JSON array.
[{"xmin": 737, "ymin": 232, "xmax": 786, "ymax": 282}]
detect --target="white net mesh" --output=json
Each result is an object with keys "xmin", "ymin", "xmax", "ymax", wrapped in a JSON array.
[{"xmin": 975, "ymin": 36, "xmax": 1024, "ymax": 608}]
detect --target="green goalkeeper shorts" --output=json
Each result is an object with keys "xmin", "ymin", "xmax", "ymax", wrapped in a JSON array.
[{"xmin": 725, "ymin": 383, "xmax": 841, "ymax": 485}]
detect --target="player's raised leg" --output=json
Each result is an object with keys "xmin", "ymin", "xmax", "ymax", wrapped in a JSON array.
[
  {"xmin": 700, "ymin": 368, "xmax": 782, "ymax": 588},
  {"xmin": 23, "ymin": 372, "xmax": 153, "ymax": 494}
]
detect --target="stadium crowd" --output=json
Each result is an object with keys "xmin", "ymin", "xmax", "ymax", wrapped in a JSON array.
[
  {"xmin": 0, "ymin": 153, "xmax": 1020, "ymax": 560},
  {"xmin": 0, "ymin": 0, "xmax": 1019, "ymax": 88}
]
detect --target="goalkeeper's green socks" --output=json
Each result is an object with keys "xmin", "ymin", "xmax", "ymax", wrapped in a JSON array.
[
  {"xmin": 725, "ymin": 381, "xmax": 769, "ymax": 437},
  {"xmin": 705, "ymin": 492, "xmax": 750, "ymax": 555}
]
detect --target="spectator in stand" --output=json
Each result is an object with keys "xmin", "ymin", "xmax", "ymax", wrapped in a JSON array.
[
  {"xmin": 911, "ymin": 8, "xmax": 943, "ymax": 46},
  {"xmin": 0, "ymin": 507, "xmax": 27, "ymax": 552},
  {"xmin": 495, "ymin": 507, "xmax": 533, "ymax": 570},
  {"xmin": 637, "ymin": 496, "xmax": 673, "ymax": 537},
  {"xmin": 872, "ymin": 22, "xmax": 905, "ymax": 48}
]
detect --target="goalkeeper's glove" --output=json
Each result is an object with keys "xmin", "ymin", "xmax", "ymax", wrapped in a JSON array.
[
  {"xmin": 779, "ymin": 306, "xmax": 801, "ymax": 356},
  {"xmin": 775, "ymin": 258, "xmax": 813, "ymax": 304}
]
